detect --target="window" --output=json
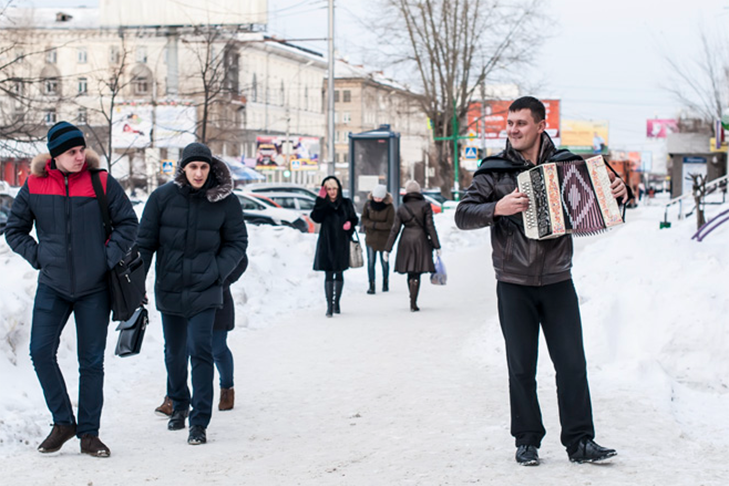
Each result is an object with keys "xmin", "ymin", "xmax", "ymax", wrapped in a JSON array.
[
  {"xmin": 133, "ymin": 76, "xmax": 149, "ymax": 95},
  {"xmin": 77, "ymin": 107, "xmax": 88, "ymax": 124},
  {"xmin": 342, "ymin": 112, "xmax": 351, "ymax": 124},
  {"xmin": 44, "ymin": 78, "xmax": 59, "ymax": 95},
  {"xmin": 77, "ymin": 47, "xmax": 87, "ymax": 64},
  {"xmin": 44, "ymin": 109, "xmax": 57, "ymax": 125},
  {"xmin": 334, "ymin": 90, "xmax": 340, "ymax": 103},
  {"xmin": 46, "ymin": 49, "xmax": 57, "ymax": 64},
  {"xmin": 298, "ymin": 198, "xmax": 315, "ymax": 210},
  {"xmin": 280, "ymin": 80, "xmax": 285, "ymax": 106},
  {"xmin": 273, "ymin": 197, "xmax": 296, "ymax": 209},
  {"xmin": 136, "ymin": 47, "xmax": 147, "ymax": 64},
  {"xmin": 78, "ymin": 77, "xmax": 87, "ymax": 94},
  {"xmin": 12, "ymin": 80, "xmax": 24, "ymax": 97},
  {"xmin": 343, "ymin": 90, "xmax": 351, "ymax": 103},
  {"xmin": 237, "ymin": 195, "xmax": 264, "ymax": 211},
  {"xmin": 110, "ymin": 46, "xmax": 120, "ymax": 64},
  {"xmin": 251, "ymin": 74, "xmax": 257, "ymax": 102}
]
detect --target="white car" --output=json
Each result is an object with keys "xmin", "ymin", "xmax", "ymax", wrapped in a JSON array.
[
  {"xmin": 234, "ymin": 190, "xmax": 314, "ymax": 233},
  {"xmin": 244, "ymin": 182, "xmax": 319, "ymax": 199}
]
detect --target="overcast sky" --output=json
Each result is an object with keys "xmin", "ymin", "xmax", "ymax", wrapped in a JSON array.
[{"xmin": 13, "ymin": 0, "xmax": 729, "ymax": 153}]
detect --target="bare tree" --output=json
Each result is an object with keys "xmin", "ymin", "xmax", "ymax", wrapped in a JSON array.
[
  {"xmin": 180, "ymin": 25, "xmax": 242, "ymax": 147},
  {"xmin": 368, "ymin": 0, "xmax": 547, "ymax": 196},
  {"xmin": 663, "ymin": 27, "xmax": 729, "ymax": 124}
]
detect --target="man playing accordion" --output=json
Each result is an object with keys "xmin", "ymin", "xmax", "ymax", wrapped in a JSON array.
[{"xmin": 455, "ymin": 96, "xmax": 627, "ymax": 466}]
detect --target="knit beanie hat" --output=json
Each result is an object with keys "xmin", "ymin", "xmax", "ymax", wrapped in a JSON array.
[
  {"xmin": 47, "ymin": 121, "xmax": 85, "ymax": 159},
  {"xmin": 372, "ymin": 184, "xmax": 387, "ymax": 199},
  {"xmin": 405, "ymin": 180, "xmax": 421, "ymax": 194},
  {"xmin": 180, "ymin": 142, "xmax": 213, "ymax": 168}
]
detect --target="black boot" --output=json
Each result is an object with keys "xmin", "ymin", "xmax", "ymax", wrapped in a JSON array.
[
  {"xmin": 409, "ymin": 277, "xmax": 420, "ymax": 312},
  {"xmin": 325, "ymin": 281, "xmax": 334, "ymax": 317},
  {"xmin": 367, "ymin": 281, "xmax": 376, "ymax": 294},
  {"xmin": 333, "ymin": 280, "xmax": 344, "ymax": 314},
  {"xmin": 382, "ymin": 278, "xmax": 388, "ymax": 292}
]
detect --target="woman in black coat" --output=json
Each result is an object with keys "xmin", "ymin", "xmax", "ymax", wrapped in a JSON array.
[
  {"xmin": 137, "ymin": 143, "xmax": 247, "ymax": 446},
  {"xmin": 384, "ymin": 180, "xmax": 441, "ymax": 312},
  {"xmin": 310, "ymin": 176, "xmax": 358, "ymax": 317}
]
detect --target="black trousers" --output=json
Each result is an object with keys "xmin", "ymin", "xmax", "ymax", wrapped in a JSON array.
[{"xmin": 496, "ymin": 279, "xmax": 594, "ymax": 449}]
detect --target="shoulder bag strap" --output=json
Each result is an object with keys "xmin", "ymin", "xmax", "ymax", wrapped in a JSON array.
[
  {"xmin": 90, "ymin": 169, "xmax": 113, "ymax": 239},
  {"xmin": 402, "ymin": 203, "xmax": 425, "ymax": 230}
]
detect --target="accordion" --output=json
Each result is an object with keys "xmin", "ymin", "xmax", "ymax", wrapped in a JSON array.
[{"xmin": 517, "ymin": 155, "xmax": 623, "ymax": 240}]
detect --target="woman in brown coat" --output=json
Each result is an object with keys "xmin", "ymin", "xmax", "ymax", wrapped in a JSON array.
[
  {"xmin": 360, "ymin": 184, "xmax": 395, "ymax": 294},
  {"xmin": 384, "ymin": 180, "xmax": 441, "ymax": 311}
]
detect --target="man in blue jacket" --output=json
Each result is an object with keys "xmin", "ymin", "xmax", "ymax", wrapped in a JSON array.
[{"xmin": 5, "ymin": 121, "xmax": 138, "ymax": 457}]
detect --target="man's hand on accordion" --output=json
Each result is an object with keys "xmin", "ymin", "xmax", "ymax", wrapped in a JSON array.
[
  {"xmin": 608, "ymin": 172, "xmax": 629, "ymax": 203},
  {"xmin": 495, "ymin": 188, "xmax": 530, "ymax": 216}
]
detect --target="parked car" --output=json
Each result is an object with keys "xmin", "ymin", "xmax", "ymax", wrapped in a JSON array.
[
  {"xmin": 245, "ymin": 182, "xmax": 319, "ymax": 199},
  {"xmin": 0, "ymin": 190, "xmax": 15, "ymax": 235},
  {"xmin": 234, "ymin": 190, "xmax": 314, "ymax": 233},
  {"xmin": 422, "ymin": 189, "xmax": 450, "ymax": 205},
  {"xmin": 255, "ymin": 191, "xmax": 316, "ymax": 212}
]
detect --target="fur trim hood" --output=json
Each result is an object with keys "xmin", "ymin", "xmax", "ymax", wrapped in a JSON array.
[
  {"xmin": 173, "ymin": 155, "xmax": 234, "ymax": 203},
  {"xmin": 31, "ymin": 149, "xmax": 101, "ymax": 177}
]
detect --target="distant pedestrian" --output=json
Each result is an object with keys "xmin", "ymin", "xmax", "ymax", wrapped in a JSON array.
[
  {"xmin": 360, "ymin": 184, "xmax": 395, "ymax": 294},
  {"xmin": 137, "ymin": 142, "xmax": 248, "ymax": 446},
  {"xmin": 5, "ymin": 121, "xmax": 138, "ymax": 457},
  {"xmin": 310, "ymin": 176, "xmax": 358, "ymax": 317},
  {"xmin": 384, "ymin": 180, "xmax": 441, "ymax": 312}
]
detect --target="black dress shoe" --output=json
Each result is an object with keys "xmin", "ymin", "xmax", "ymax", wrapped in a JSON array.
[
  {"xmin": 38, "ymin": 423, "xmax": 76, "ymax": 453},
  {"xmin": 568, "ymin": 438, "xmax": 617, "ymax": 463},
  {"xmin": 516, "ymin": 444, "xmax": 539, "ymax": 466},
  {"xmin": 188, "ymin": 425, "xmax": 207, "ymax": 445},
  {"xmin": 80, "ymin": 434, "xmax": 111, "ymax": 457},
  {"xmin": 167, "ymin": 409, "xmax": 188, "ymax": 431}
]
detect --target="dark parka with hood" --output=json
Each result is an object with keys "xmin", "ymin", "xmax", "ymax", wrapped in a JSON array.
[
  {"xmin": 385, "ymin": 192, "xmax": 441, "ymax": 274},
  {"xmin": 5, "ymin": 149, "xmax": 138, "ymax": 298},
  {"xmin": 360, "ymin": 192, "xmax": 395, "ymax": 252},
  {"xmin": 137, "ymin": 157, "xmax": 248, "ymax": 318},
  {"xmin": 310, "ymin": 176, "xmax": 359, "ymax": 272},
  {"xmin": 455, "ymin": 133, "xmax": 578, "ymax": 286}
]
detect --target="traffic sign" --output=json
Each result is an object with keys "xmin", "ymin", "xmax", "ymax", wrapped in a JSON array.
[{"xmin": 463, "ymin": 146, "xmax": 478, "ymax": 160}]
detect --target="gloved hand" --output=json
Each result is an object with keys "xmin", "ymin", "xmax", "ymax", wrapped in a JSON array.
[
  {"xmin": 318, "ymin": 186, "xmax": 327, "ymax": 198},
  {"xmin": 436, "ymin": 249, "xmax": 442, "ymax": 257},
  {"xmin": 343, "ymin": 221, "xmax": 352, "ymax": 231},
  {"xmin": 383, "ymin": 252, "xmax": 389, "ymax": 262}
]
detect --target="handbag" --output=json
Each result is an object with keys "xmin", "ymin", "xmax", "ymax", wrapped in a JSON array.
[
  {"xmin": 349, "ymin": 231, "xmax": 364, "ymax": 268},
  {"xmin": 114, "ymin": 306, "xmax": 149, "ymax": 357},
  {"xmin": 430, "ymin": 256, "xmax": 447, "ymax": 285},
  {"xmin": 90, "ymin": 170, "xmax": 147, "ymax": 322}
]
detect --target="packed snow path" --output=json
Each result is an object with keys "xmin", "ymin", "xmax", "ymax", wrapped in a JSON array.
[{"xmin": 1, "ymin": 203, "xmax": 728, "ymax": 485}]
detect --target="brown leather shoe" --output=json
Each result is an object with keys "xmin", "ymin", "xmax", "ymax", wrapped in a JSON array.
[
  {"xmin": 218, "ymin": 387, "xmax": 235, "ymax": 411},
  {"xmin": 38, "ymin": 423, "xmax": 76, "ymax": 453},
  {"xmin": 155, "ymin": 395, "xmax": 173, "ymax": 417},
  {"xmin": 80, "ymin": 434, "xmax": 110, "ymax": 458}
]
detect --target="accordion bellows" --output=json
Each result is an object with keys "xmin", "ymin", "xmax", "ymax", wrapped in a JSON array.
[{"xmin": 517, "ymin": 155, "xmax": 623, "ymax": 240}]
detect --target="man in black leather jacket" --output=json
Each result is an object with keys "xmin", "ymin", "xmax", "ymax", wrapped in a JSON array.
[{"xmin": 456, "ymin": 97, "xmax": 627, "ymax": 466}]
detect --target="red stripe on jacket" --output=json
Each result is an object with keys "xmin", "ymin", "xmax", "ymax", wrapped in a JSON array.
[{"xmin": 27, "ymin": 161, "xmax": 108, "ymax": 197}]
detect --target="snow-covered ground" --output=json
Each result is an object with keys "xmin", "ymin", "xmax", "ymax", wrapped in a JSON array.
[{"xmin": 1, "ymin": 194, "xmax": 727, "ymax": 485}]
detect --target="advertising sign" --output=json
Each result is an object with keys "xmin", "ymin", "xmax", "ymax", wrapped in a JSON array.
[
  {"xmin": 111, "ymin": 102, "xmax": 197, "ymax": 149},
  {"xmin": 646, "ymin": 119, "xmax": 678, "ymax": 138},
  {"xmin": 466, "ymin": 99, "xmax": 561, "ymax": 149},
  {"xmin": 255, "ymin": 136, "xmax": 320, "ymax": 171},
  {"xmin": 154, "ymin": 104, "xmax": 197, "ymax": 149},
  {"xmin": 561, "ymin": 120, "xmax": 609, "ymax": 153},
  {"xmin": 111, "ymin": 105, "xmax": 152, "ymax": 149}
]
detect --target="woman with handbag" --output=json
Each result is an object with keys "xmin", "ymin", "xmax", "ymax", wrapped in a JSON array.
[
  {"xmin": 360, "ymin": 184, "xmax": 395, "ymax": 294},
  {"xmin": 137, "ymin": 142, "xmax": 248, "ymax": 446},
  {"xmin": 310, "ymin": 176, "xmax": 358, "ymax": 317},
  {"xmin": 4, "ymin": 122, "xmax": 138, "ymax": 457},
  {"xmin": 384, "ymin": 180, "xmax": 441, "ymax": 312}
]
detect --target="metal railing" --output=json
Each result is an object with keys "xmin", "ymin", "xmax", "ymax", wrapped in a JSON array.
[{"xmin": 662, "ymin": 174, "xmax": 729, "ymax": 227}]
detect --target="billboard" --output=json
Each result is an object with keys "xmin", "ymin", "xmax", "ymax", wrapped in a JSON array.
[
  {"xmin": 100, "ymin": 0, "xmax": 267, "ymax": 27},
  {"xmin": 646, "ymin": 119, "xmax": 678, "ymax": 138},
  {"xmin": 561, "ymin": 120, "xmax": 609, "ymax": 153},
  {"xmin": 466, "ymin": 99, "xmax": 561, "ymax": 149},
  {"xmin": 255, "ymin": 136, "xmax": 320, "ymax": 171},
  {"xmin": 111, "ymin": 102, "xmax": 197, "ymax": 150}
]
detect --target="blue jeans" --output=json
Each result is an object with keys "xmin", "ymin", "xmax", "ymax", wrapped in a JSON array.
[
  {"xmin": 212, "ymin": 329, "xmax": 234, "ymax": 389},
  {"xmin": 366, "ymin": 246, "xmax": 389, "ymax": 282},
  {"xmin": 162, "ymin": 309, "xmax": 216, "ymax": 428},
  {"xmin": 30, "ymin": 283, "xmax": 110, "ymax": 437}
]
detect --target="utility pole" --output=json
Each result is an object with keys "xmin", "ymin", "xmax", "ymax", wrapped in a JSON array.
[{"xmin": 327, "ymin": 0, "xmax": 335, "ymax": 176}]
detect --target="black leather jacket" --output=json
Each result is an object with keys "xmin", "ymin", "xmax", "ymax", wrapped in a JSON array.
[{"xmin": 455, "ymin": 133, "xmax": 578, "ymax": 286}]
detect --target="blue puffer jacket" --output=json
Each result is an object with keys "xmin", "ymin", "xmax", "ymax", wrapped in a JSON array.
[
  {"xmin": 137, "ymin": 157, "xmax": 248, "ymax": 318},
  {"xmin": 5, "ymin": 150, "xmax": 139, "ymax": 298}
]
